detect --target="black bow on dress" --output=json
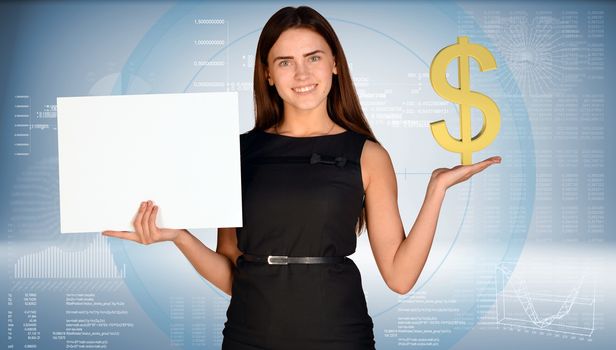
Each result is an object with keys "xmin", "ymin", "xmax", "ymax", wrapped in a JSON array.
[{"xmin": 310, "ymin": 153, "xmax": 347, "ymax": 167}]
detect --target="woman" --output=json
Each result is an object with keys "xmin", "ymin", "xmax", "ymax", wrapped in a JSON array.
[{"xmin": 103, "ymin": 6, "xmax": 500, "ymax": 349}]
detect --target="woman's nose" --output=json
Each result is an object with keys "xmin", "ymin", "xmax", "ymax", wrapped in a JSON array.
[{"xmin": 294, "ymin": 62, "xmax": 309, "ymax": 80}]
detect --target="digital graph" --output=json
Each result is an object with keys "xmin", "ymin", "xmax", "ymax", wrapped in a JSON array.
[
  {"xmin": 496, "ymin": 262, "xmax": 595, "ymax": 338},
  {"xmin": 13, "ymin": 235, "xmax": 126, "ymax": 279}
]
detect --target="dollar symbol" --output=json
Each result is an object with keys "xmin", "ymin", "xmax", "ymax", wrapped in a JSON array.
[{"xmin": 429, "ymin": 36, "xmax": 501, "ymax": 165}]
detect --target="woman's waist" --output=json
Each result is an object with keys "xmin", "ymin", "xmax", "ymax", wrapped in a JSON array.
[{"xmin": 232, "ymin": 256, "xmax": 365, "ymax": 290}]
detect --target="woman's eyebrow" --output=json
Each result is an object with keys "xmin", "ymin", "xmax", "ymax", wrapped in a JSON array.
[{"xmin": 273, "ymin": 50, "xmax": 325, "ymax": 62}]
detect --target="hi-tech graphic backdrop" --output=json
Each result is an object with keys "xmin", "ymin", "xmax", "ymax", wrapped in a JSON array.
[{"xmin": 1, "ymin": 1, "xmax": 614, "ymax": 349}]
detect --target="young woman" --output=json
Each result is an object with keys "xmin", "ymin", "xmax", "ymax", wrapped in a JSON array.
[{"xmin": 103, "ymin": 6, "xmax": 500, "ymax": 350}]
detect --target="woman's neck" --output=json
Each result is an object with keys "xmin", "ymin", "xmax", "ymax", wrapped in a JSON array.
[{"xmin": 278, "ymin": 104, "xmax": 335, "ymax": 136}]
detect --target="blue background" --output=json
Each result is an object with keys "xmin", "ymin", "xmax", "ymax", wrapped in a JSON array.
[{"xmin": 1, "ymin": 1, "xmax": 614, "ymax": 349}]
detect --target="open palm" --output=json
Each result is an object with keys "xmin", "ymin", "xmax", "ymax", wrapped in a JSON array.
[{"xmin": 431, "ymin": 156, "xmax": 501, "ymax": 190}]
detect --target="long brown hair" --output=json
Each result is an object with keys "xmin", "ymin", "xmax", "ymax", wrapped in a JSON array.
[{"xmin": 252, "ymin": 6, "xmax": 378, "ymax": 235}]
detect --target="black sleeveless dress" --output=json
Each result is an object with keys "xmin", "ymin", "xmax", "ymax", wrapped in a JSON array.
[{"xmin": 222, "ymin": 128, "xmax": 376, "ymax": 350}]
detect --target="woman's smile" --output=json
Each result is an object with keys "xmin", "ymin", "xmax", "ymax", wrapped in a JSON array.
[{"xmin": 292, "ymin": 83, "xmax": 318, "ymax": 94}]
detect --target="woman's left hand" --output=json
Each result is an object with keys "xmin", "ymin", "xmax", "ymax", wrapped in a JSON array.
[{"xmin": 429, "ymin": 156, "xmax": 501, "ymax": 192}]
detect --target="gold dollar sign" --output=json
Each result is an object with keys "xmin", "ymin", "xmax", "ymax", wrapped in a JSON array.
[{"xmin": 429, "ymin": 36, "xmax": 501, "ymax": 165}]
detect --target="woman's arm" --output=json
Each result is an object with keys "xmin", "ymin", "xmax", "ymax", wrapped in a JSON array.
[
  {"xmin": 367, "ymin": 179, "xmax": 445, "ymax": 295},
  {"xmin": 173, "ymin": 229, "xmax": 237, "ymax": 296},
  {"xmin": 361, "ymin": 141, "xmax": 500, "ymax": 294},
  {"xmin": 103, "ymin": 201, "xmax": 242, "ymax": 296}
]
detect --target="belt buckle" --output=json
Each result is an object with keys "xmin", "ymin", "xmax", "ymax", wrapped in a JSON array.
[{"xmin": 267, "ymin": 255, "xmax": 288, "ymax": 265}]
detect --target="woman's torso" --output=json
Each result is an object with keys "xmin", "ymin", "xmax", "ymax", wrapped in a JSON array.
[{"xmin": 222, "ymin": 128, "xmax": 375, "ymax": 350}]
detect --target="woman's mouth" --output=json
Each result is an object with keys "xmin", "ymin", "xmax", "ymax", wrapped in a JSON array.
[{"xmin": 292, "ymin": 84, "xmax": 317, "ymax": 94}]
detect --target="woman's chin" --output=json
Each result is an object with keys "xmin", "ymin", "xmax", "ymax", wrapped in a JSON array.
[{"xmin": 284, "ymin": 99, "xmax": 328, "ymax": 113}]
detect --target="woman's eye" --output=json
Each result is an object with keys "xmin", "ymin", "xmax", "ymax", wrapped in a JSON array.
[
  {"xmin": 279, "ymin": 60, "xmax": 290, "ymax": 67},
  {"xmin": 310, "ymin": 56, "xmax": 321, "ymax": 62}
]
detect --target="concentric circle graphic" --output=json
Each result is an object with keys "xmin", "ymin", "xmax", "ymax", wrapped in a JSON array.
[{"xmin": 107, "ymin": 2, "xmax": 535, "ymax": 348}]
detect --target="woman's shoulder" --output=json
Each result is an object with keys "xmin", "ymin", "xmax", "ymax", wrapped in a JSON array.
[
  {"xmin": 241, "ymin": 128, "xmax": 263, "ymax": 141},
  {"xmin": 360, "ymin": 138, "xmax": 392, "ymax": 188},
  {"xmin": 239, "ymin": 128, "xmax": 261, "ymax": 156}
]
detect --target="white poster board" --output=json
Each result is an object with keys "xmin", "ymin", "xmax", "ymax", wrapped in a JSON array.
[{"xmin": 56, "ymin": 92, "xmax": 242, "ymax": 234}]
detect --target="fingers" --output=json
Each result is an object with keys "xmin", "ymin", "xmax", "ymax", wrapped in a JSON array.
[
  {"xmin": 480, "ymin": 156, "xmax": 501, "ymax": 166},
  {"xmin": 436, "ymin": 156, "xmax": 502, "ymax": 190},
  {"xmin": 452, "ymin": 156, "xmax": 501, "ymax": 184},
  {"xmin": 104, "ymin": 200, "xmax": 160, "ymax": 245},
  {"xmin": 467, "ymin": 163, "xmax": 490, "ymax": 178},
  {"xmin": 141, "ymin": 200, "xmax": 155, "ymax": 244},
  {"xmin": 148, "ymin": 205, "xmax": 160, "ymax": 241},
  {"xmin": 132, "ymin": 201, "xmax": 146, "ymax": 243},
  {"xmin": 102, "ymin": 230, "xmax": 139, "ymax": 242},
  {"xmin": 469, "ymin": 156, "xmax": 501, "ymax": 173}
]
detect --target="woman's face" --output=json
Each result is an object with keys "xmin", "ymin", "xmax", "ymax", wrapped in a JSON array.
[{"xmin": 266, "ymin": 28, "xmax": 337, "ymax": 114}]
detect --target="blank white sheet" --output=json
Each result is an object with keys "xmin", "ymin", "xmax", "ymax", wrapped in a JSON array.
[{"xmin": 56, "ymin": 92, "xmax": 242, "ymax": 234}]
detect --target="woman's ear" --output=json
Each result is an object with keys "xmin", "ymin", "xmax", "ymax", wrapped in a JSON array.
[
  {"xmin": 333, "ymin": 59, "xmax": 338, "ymax": 75},
  {"xmin": 266, "ymin": 72, "xmax": 274, "ymax": 86}
]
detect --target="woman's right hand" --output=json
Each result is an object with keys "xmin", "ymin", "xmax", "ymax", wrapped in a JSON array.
[{"xmin": 102, "ymin": 200, "xmax": 185, "ymax": 244}]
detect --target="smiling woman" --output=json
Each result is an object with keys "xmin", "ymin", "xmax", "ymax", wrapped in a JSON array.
[
  {"xmin": 252, "ymin": 6, "xmax": 372, "ymax": 142},
  {"xmin": 265, "ymin": 28, "xmax": 337, "ymax": 115},
  {"xmin": 102, "ymin": 5, "xmax": 501, "ymax": 350}
]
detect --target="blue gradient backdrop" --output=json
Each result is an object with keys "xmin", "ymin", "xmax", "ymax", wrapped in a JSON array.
[{"xmin": 1, "ymin": 1, "xmax": 614, "ymax": 349}]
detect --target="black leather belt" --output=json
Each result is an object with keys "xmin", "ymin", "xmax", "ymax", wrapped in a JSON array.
[{"xmin": 240, "ymin": 254, "xmax": 346, "ymax": 265}]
